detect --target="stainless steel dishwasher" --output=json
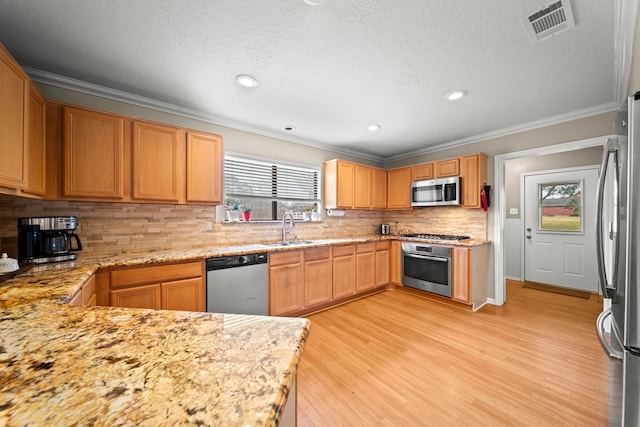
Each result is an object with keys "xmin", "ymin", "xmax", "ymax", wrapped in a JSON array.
[{"xmin": 206, "ymin": 253, "xmax": 268, "ymax": 315}]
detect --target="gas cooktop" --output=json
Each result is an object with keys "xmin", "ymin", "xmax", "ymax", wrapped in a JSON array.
[{"xmin": 401, "ymin": 233, "xmax": 470, "ymax": 241}]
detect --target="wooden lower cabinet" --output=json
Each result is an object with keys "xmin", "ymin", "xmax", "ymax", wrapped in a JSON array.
[
  {"xmin": 303, "ymin": 248, "xmax": 332, "ymax": 308},
  {"xmin": 332, "ymin": 245, "xmax": 356, "ymax": 299},
  {"xmin": 452, "ymin": 247, "xmax": 471, "ymax": 303},
  {"xmin": 68, "ymin": 274, "xmax": 97, "ymax": 306},
  {"xmin": 108, "ymin": 261, "xmax": 205, "ymax": 311},
  {"xmin": 111, "ymin": 284, "xmax": 161, "ymax": 309},
  {"xmin": 269, "ymin": 251, "xmax": 304, "ymax": 316},
  {"xmin": 390, "ymin": 241, "xmax": 403, "ymax": 284},
  {"xmin": 356, "ymin": 243, "xmax": 375, "ymax": 292},
  {"xmin": 375, "ymin": 241, "xmax": 391, "ymax": 286}
]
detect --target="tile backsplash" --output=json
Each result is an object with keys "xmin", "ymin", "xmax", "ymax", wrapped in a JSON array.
[{"xmin": 0, "ymin": 197, "xmax": 488, "ymax": 258}]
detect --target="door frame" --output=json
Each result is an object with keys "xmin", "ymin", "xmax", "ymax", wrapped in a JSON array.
[
  {"xmin": 520, "ymin": 165, "xmax": 600, "ymax": 288},
  {"xmin": 492, "ymin": 135, "xmax": 612, "ymax": 305}
]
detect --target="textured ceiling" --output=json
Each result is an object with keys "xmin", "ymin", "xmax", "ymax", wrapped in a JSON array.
[{"xmin": 0, "ymin": 0, "xmax": 631, "ymax": 160}]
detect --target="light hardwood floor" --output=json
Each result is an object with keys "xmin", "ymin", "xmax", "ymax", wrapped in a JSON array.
[{"xmin": 297, "ymin": 281, "xmax": 609, "ymax": 426}]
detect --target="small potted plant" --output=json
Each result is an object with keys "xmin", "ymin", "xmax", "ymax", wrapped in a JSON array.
[
  {"xmin": 311, "ymin": 204, "xmax": 321, "ymax": 221},
  {"xmin": 225, "ymin": 199, "xmax": 241, "ymax": 222},
  {"xmin": 302, "ymin": 206, "xmax": 314, "ymax": 221},
  {"xmin": 241, "ymin": 205, "xmax": 252, "ymax": 222}
]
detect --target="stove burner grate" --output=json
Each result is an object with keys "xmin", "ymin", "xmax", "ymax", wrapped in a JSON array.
[{"xmin": 402, "ymin": 233, "xmax": 470, "ymax": 241}]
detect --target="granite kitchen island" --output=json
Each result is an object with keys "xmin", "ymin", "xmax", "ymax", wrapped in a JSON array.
[{"xmin": 0, "ymin": 260, "xmax": 310, "ymax": 426}]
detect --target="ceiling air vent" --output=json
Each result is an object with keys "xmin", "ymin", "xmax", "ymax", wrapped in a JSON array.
[{"xmin": 521, "ymin": 0, "xmax": 575, "ymax": 43}]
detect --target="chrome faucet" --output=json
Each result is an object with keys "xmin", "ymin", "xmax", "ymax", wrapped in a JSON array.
[{"xmin": 282, "ymin": 212, "xmax": 295, "ymax": 243}]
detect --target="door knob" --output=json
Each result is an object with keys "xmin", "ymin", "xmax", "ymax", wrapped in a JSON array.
[
  {"xmin": 526, "ymin": 235, "xmax": 532, "ymax": 239},
  {"xmin": 526, "ymin": 228, "xmax": 531, "ymax": 232}
]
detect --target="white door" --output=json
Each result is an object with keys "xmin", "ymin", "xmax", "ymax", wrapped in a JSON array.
[{"xmin": 523, "ymin": 167, "xmax": 599, "ymax": 292}]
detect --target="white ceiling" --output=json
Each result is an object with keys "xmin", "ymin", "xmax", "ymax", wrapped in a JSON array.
[{"xmin": 0, "ymin": 1, "xmax": 635, "ymax": 160}]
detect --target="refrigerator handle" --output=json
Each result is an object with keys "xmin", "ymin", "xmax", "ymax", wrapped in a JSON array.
[
  {"xmin": 595, "ymin": 138, "xmax": 619, "ymax": 299},
  {"xmin": 596, "ymin": 309, "xmax": 624, "ymax": 360}
]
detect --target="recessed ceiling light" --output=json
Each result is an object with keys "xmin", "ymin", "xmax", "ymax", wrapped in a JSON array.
[
  {"xmin": 284, "ymin": 125, "xmax": 295, "ymax": 131},
  {"xmin": 303, "ymin": 0, "xmax": 329, "ymax": 5},
  {"xmin": 445, "ymin": 90, "xmax": 467, "ymax": 101},
  {"xmin": 366, "ymin": 124, "xmax": 381, "ymax": 132},
  {"xmin": 235, "ymin": 74, "xmax": 258, "ymax": 88}
]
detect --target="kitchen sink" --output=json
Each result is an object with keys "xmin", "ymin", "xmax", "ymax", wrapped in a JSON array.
[{"xmin": 262, "ymin": 240, "xmax": 318, "ymax": 247}]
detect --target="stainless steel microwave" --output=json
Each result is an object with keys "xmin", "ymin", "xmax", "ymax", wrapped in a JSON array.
[{"xmin": 411, "ymin": 176, "xmax": 461, "ymax": 207}]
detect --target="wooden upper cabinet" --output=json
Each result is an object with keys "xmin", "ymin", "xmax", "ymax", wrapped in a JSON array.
[
  {"xmin": 387, "ymin": 167, "xmax": 412, "ymax": 209},
  {"xmin": 460, "ymin": 153, "xmax": 488, "ymax": 208},
  {"xmin": 186, "ymin": 131, "xmax": 223, "ymax": 204},
  {"xmin": 63, "ymin": 107, "xmax": 126, "ymax": 199},
  {"xmin": 372, "ymin": 167, "xmax": 387, "ymax": 209},
  {"xmin": 132, "ymin": 120, "xmax": 185, "ymax": 202},
  {"xmin": 435, "ymin": 158, "xmax": 460, "ymax": 177},
  {"xmin": 0, "ymin": 43, "xmax": 28, "ymax": 190},
  {"xmin": 354, "ymin": 164, "xmax": 372, "ymax": 209},
  {"xmin": 412, "ymin": 162, "xmax": 434, "ymax": 181},
  {"xmin": 23, "ymin": 82, "xmax": 46, "ymax": 196},
  {"xmin": 324, "ymin": 159, "xmax": 355, "ymax": 209}
]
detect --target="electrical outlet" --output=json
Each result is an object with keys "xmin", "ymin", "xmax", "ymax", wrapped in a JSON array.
[{"xmin": 509, "ymin": 208, "xmax": 518, "ymax": 215}]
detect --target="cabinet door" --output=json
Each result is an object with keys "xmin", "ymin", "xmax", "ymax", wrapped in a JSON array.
[
  {"xmin": 375, "ymin": 241, "xmax": 390, "ymax": 287},
  {"xmin": 0, "ymin": 45, "xmax": 28, "ymax": 189},
  {"xmin": 387, "ymin": 167, "xmax": 412, "ymax": 209},
  {"xmin": 304, "ymin": 248, "xmax": 332, "ymax": 308},
  {"xmin": 452, "ymin": 247, "xmax": 471, "ymax": 303},
  {"xmin": 332, "ymin": 245, "xmax": 356, "ymax": 299},
  {"xmin": 372, "ymin": 168, "xmax": 387, "ymax": 209},
  {"xmin": 82, "ymin": 275, "xmax": 97, "ymax": 306},
  {"xmin": 412, "ymin": 163, "xmax": 434, "ymax": 181},
  {"xmin": 132, "ymin": 120, "xmax": 184, "ymax": 202},
  {"xmin": 23, "ymin": 83, "xmax": 46, "ymax": 195},
  {"xmin": 186, "ymin": 131, "xmax": 223, "ymax": 204},
  {"xmin": 435, "ymin": 158, "xmax": 460, "ymax": 177},
  {"xmin": 354, "ymin": 164, "xmax": 372, "ymax": 209},
  {"xmin": 461, "ymin": 153, "xmax": 488, "ymax": 208},
  {"xmin": 355, "ymin": 243, "xmax": 375, "ymax": 292},
  {"xmin": 110, "ymin": 284, "xmax": 162, "ymax": 309},
  {"xmin": 324, "ymin": 160, "xmax": 355, "ymax": 209},
  {"xmin": 63, "ymin": 107, "xmax": 125, "ymax": 198},
  {"xmin": 161, "ymin": 277, "xmax": 204, "ymax": 312},
  {"xmin": 269, "ymin": 252, "xmax": 303, "ymax": 315},
  {"xmin": 390, "ymin": 241, "xmax": 402, "ymax": 284}
]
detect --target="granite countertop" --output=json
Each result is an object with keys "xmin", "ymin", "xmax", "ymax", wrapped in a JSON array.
[
  {"xmin": 0, "ymin": 302, "xmax": 309, "ymax": 426},
  {"xmin": 0, "ymin": 234, "xmax": 487, "ymax": 425},
  {"xmin": 0, "ymin": 241, "xmax": 315, "ymax": 426}
]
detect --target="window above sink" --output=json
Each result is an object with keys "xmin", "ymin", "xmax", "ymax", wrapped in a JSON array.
[{"xmin": 223, "ymin": 154, "xmax": 322, "ymax": 222}]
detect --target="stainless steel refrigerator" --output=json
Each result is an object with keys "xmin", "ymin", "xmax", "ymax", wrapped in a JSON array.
[{"xmin": 596, "ymin": 93, "xmax": 640, "ymax": 426}]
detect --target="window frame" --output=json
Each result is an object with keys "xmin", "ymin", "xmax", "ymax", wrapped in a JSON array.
[{"xmin": 223, "ymin": 152, "xmax": 323, "ymax": 222}]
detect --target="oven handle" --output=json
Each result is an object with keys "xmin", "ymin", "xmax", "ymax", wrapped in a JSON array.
[{"xmin": 404, "ymin": 253, "xmax": 449, "ymax": 262}]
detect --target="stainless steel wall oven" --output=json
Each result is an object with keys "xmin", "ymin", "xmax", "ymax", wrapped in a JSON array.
[{"xmin": 401, "ymin": 242, "xmax": 452, "ymax": 297}]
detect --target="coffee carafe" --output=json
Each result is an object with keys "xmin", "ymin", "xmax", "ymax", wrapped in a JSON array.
[{"xmin": 18, "ymin": 216, "xmax": 83, "ymax": 264}]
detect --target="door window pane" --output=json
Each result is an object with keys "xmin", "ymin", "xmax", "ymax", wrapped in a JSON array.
[{"xmin": 538, "ymin": 181, "xmax": 582, "ymax": 232}]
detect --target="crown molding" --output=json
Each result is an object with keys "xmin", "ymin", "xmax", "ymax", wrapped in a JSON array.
[
  {"xmin": 383, "ymin": 101, "xmax": 620, "ymax": 162},
  {"xmin": 25, "ymin": 67, "xmax": 384, "ymax": 163}
]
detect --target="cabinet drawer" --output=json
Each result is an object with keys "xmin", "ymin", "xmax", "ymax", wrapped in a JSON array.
[
  {"xmin": 332, "ymin": 245, "xmax": 355, "ymax": 257},
  {"xmin": 357, "ymin": 242, "xmax": 375, "ymax": 253},
  {"xmin": 304, "ymin": 247, "xmax": 330, "ymax": 262},
  {"xmin": 270, "ymin": 251, "xmax": 302, "ymax": 267},
  {"xmin": 376, "ymin": 241, "xmax": 391, "ymax": 250},
  {"xmin": 110, "ymin": 261, "xmax": 202, "ymax": 289}
]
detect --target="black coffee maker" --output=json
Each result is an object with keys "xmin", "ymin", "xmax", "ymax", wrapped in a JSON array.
[{"xmin": 18, "ymin": 216, "xmax": 83, "ymax": 264}]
